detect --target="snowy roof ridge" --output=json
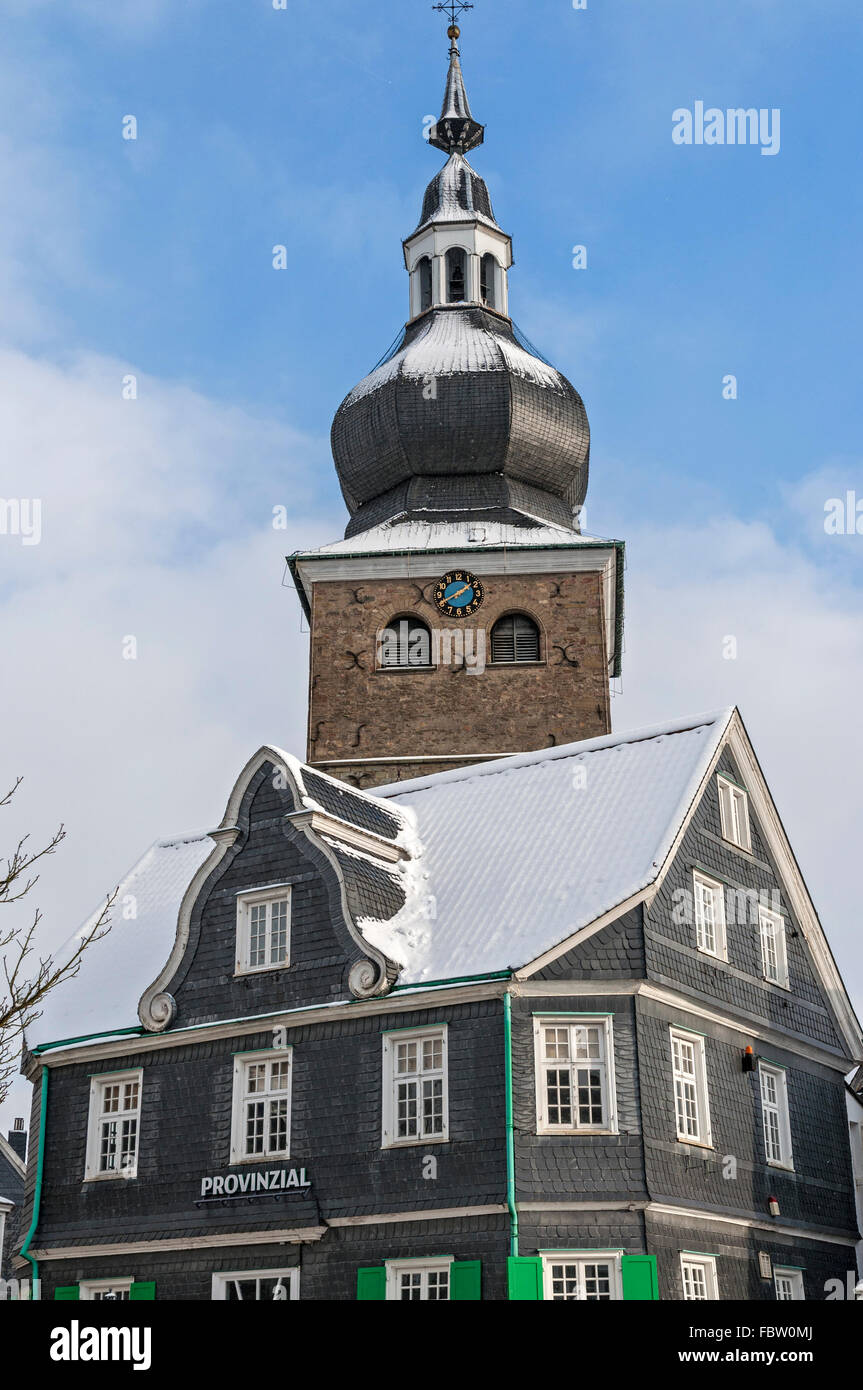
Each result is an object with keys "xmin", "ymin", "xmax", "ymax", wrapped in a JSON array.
[
  {"xmin": 378, "ymin": 708, "xmax": 735, "ymax": 800},
  {"xmin": 292, "ymin": 518, "xmax": 615, "ymax": 560}
]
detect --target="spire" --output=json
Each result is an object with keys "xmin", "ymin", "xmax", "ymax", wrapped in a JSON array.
[{"xmin": 427, "ymin": 12, "xmax": 484, "ymax": 156}]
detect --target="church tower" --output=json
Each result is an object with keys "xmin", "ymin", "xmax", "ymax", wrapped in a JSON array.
[{"xmin": 290, "ymin": 19, "xmax": 624, "ymax": 789}]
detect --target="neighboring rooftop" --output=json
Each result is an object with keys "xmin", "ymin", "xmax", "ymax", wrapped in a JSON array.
[{"xmin": 28, "ymin": 711, "xmax": 741, "ymax": 1049}]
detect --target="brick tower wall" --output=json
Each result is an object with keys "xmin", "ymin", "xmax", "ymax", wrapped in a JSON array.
[{"xmin": 306, "ymin": 568, "xmax": 611, "ymax": 789}]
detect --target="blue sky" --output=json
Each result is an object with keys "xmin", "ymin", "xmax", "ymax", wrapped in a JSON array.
[{"xmin": 1, "ymin": 0, "xmax": 862, "ymax": 1126}]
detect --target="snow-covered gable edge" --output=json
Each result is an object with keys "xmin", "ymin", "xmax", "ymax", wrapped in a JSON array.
[
  {"xmin": 514, "ymin": 710, "xmax": 863, "ymax": 1065},
  {"xmin": 137, "ymin": 746, "xmax": 412, "ymax": 1032}
]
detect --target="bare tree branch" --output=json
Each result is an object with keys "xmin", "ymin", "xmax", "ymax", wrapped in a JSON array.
[{"xmin": 0, "ymin": 779, "xmax": 114, "ymax": 1108}]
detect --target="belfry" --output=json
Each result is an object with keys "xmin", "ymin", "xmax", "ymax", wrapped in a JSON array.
[{"xmin": 290, "ymin": 19, "xmax": 624, "ymax": 788}]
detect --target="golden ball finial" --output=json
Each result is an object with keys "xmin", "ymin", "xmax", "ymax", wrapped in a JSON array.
[{"xmin": 447, "ymin": 23, "xmax": 460, "ymax": 39}]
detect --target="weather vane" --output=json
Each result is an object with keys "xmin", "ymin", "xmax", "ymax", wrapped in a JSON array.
[{"xmin": 432, "ymin": 2, "xmax": 474, "ymax": 30}]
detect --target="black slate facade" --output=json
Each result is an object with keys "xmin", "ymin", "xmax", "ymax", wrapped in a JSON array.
[{"xmin": 15, "ymin": 739, "xmax": 861, "ymax": 1302}]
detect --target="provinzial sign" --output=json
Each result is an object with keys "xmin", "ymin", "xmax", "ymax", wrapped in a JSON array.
[{"xmin": 200, "ymin": 1168, "xmax": 310, "ymax": 1197}]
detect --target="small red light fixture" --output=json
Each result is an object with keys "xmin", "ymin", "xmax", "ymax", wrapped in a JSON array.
[
  {"xmin": 768, "ymin": 1195, "xmax": 780, "ymax": 1218},
  {"xmin": 742, "ymin": 1045, "xmax": 756, "ymax": 1073}
]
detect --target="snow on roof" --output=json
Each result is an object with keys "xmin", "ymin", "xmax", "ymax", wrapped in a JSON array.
[
  {"xmin": 30, "ymin": 832, "xmax": 213, "ymax": 1050},
  {"xmin": 294, "ymin": 518, "xmax": 609, "ymax": 559},
  {"xmin": 31, "ymin": 712, "xmax": 734, "ymax": 1048},
  {"xmin": 344, "ymin": 309, "xmax": 567, "ymax": 405},
  {"xmin": 377, "ymin": 710, "xmax": 734, "ymax": 983}
]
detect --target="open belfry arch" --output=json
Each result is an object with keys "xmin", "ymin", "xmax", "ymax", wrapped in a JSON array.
[{"xmin": 289, "ymin": 17, "xmax": 623, "ymax": 789}]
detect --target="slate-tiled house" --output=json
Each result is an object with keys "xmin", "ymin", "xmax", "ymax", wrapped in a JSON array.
[
  {"xmin": 15, "ymin": 710, "xmax": 863, "ymax": 1300},
  {"xmin": 0, "ymin": 1122, "xmax": 26, "ymax": 1283},
  {"xmin": 14, "ymin": 25, "xmax": 863, "ymax": 1301}
]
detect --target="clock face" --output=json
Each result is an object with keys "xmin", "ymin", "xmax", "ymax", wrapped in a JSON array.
[{"xmin": 433, "ymin": 570, "xmax": 485, "ymax": 618}]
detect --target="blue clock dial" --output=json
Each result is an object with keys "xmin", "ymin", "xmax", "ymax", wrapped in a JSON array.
[{"xmin": 433, "ymin": 571, "xmax": 485, "ymax": 619}]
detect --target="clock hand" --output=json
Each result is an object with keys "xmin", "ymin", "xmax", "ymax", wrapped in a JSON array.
[{"xmin": 446, "ymin": 583, "xmax": 471, "ymax": 602}]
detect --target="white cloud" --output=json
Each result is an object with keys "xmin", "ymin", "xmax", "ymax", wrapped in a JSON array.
[{"xmin": 0, "ymin": 344, "xmax": 339, "ymax": 1132}]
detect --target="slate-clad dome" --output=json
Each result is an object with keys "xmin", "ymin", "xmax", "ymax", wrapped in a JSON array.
[
  {"xmin": 331, "ymin": 29, "xmax": 591, "ymax": 538},
  {"xmin": 332, "ymin": 305, "xmax": 590, "ymax": 535},
  {"xmin": 413, "ymin": 152, "xmax": 500, "ymax": 234}
]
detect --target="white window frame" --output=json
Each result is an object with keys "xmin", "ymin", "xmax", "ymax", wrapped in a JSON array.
[
  {"xmin": 229, "ymin": 1049, "xmax": 292, "ymax": 1164},
  {"xmin": 680, "ymin": 1253, "xmax": 719, "ymax": 1300},
  {"xmin": 381, "ymin": 1026, "xmax": 449, "ymax": 1149},
  {"xmin": 718, "ymin": 775, "xmax": 752, "ymax": 852},
  {"xmin": 84, "ymin": 1069, "xmax": 143, "ymax": 1181},
  {"xmin": 759, "ymin": 1062, "xmax": 794, "ymax": 1170},
  {"xmin": 79, "ymin": 1278, "xmax": 134, "ymax": 1301},
  {"xmin": 773, "ymin": 1267, "xmax": 805, "ymax": 1301},
  {"xmin": 670, "ymin": 1028, "xmax": 712, "ymax": 1147},
  {"xmin": 211, "ymin": 1268, "xmax": 299, "ymax": 1301},
  {"xmin": 693, "ymin": 872, "xmax": 727, "ymax": 960},
  {"xmin": 235, "ymin": 885, "xmax": 292, "ymax": 976},
  {"xmin": 541, "ymin": 1251, "xmax": 623, "ymax": 1301},
  {"xmin": 385, "ymin": 1257, "xmax": 454, "ymax": 1301},
  {"xmin": 759, "ymin": 906, "xmax": 789, "ymax": 988},
  {"xmin": 533, "ymin": 1015, "xmax": 617, "ymax": 1135}
]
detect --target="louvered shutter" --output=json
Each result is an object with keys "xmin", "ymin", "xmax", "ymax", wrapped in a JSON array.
[
  {"xmin": 514, "ymin": 615, "xmax": 539, "ymax": 661},
  {"xmin": 492, "ymin": 615, "xmax": 539, "ymax": 663}
]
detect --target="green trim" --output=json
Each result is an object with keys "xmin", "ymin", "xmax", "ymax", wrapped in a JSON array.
[
  {"xmin": 538, "ymin": 1247, "xmax": 625, "ymax": 1254},
  {"xmin": 622, "ymin": 1254, "xmax": 659, "ymax": 1300},
  {"xmin": 717, "ymin": 771, "xmax": 749, "ymax": 795},
  {"xmin": 86, "ymin": 1066, "xmax": 144, "ymax": 1078},
  {"xmin": 773, "ymin": 1264, "xmax": 806, "ymax": 1271},
  {"xmin": 670, "ymin": 1024, "xmax": 709, "ymax": 1038},
  {"xmin": 232, "ymin": 1046, "xmax": 294, "ymax": 1056},
  {"xmin": 507, "ymin": 1255, "xmax": 543, "ymax": 1300},
  {"xmin": 380, "ymin": 1022, "xmax": 447, "ymax": 1035},
  {"xmin": 19, "ymin": 1066, "xmax": 49, "ymax": 1292},
  {"xmin": 682, "ymin": 1250, "xmax": 721, "ymax": 1258},
  {"xmin": 532, "ymin": 1011, "xmax": 614, "ymax": 1018},
  {"xmin": 33, "ymin": 974, "xmax": 512, "ymax": 1057},
  {"xmin": 33, "ymin": 1026, "xmax": 144, "ymax": 1056},
  {"xmin": 391, "ymin": 970, "xmax": 511, "ymax": 993},
  {"xmin": 129, "ymin": 1280, "xmax": 156, "ymax": 1301},
  {"xmin": 504, "ymin": 991, "xmax": 518, "ymax": 1258},
  {"xmin": 450, "ymin": 1260, "xmax": 481, "ymax": 1301},
  {"xmin": 758, "ymin": 1057, "xmax": 789, "ymax": 1071}
]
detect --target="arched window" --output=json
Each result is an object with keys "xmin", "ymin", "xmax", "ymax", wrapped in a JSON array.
[
  {"xmin": 446, "ymin": 248, "xmax": 466, "ymax": 303},
  {"xmin": 480, "ymin": 253, "xmax": 496, "ymax": 309},
  {"xmin": 378, "ymin": 618, "xmax": 432, "ymax": 669},
  {"xmin": 490, "ymin": 613, "xmax": 540, "ymax": 663},
  {"xmin": 417, "ymin": 256, "xmax": 432, "ymax": 312}
]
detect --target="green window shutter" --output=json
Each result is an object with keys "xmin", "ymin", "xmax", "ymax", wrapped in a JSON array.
[
  {"xmin": 450, "ymin": 1260, "xmax": 481, "ymax": 1300},
  {"xmin": 621, "ymin": 1254, "xmax": 659, "ymax": 1300},
  {"xmin": 129, "ymin": 1281, "xmax": 156, "ymax": 1301},
  {"xmin": 356, "ymin": 1267, "xmax": 387, "ymax": 1301},
  {"xmin": 53, "ymin": 1285, "xmax": 79, "ymax": 1300},
  {"xmin": 507, "ymin": 1255, "xmax": 543, "ymax": 1300}
]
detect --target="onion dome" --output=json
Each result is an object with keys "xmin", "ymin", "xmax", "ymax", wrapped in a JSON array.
[{"xmin": 330, "ymin": 21, "xmax": 591, "ymax": 539}]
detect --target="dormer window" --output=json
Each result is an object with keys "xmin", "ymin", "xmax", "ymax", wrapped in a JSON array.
[
  {"xmin": 235, "ymin": 886, "xmax": 291, "ymax": 975},
  {"xmin": 418, "ymin": 256, "xmax": 433, "ymax": 312},
  {"xmin": 480, "ymin": 253, "xmax": 496, "ymax": 308},
  {"xmin": 446, "ymin": 248, "xmax": 466, "ymax": 303}
]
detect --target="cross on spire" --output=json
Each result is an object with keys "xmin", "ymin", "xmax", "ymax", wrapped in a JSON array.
[{"xmin": 432, "ymin": 2, "xmax": 474, "ymax": 31}]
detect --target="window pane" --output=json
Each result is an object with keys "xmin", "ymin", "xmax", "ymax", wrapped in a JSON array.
[{"xmin": 546, "ymin": 1068, "xmax": 573, "ymax": 1126}]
